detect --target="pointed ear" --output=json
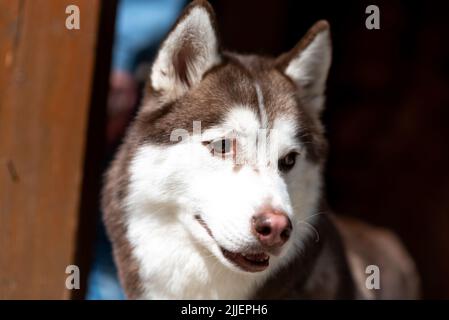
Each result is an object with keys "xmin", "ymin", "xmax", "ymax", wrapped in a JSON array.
[
  {"xmin": 276, "ymin": 20, "xmax": 332, "ymax": 115},
  {"xmin": 150, "ymin": 0, "xmax": 221, "ymax": 101}
]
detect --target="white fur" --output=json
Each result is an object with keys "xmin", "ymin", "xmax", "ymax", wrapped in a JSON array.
[
  {"xmin": 125, "ymin": 106, "xmax": 322, "ymax": 299},
  {"xmin": 150, "ymin": 6, "xmax": 220, "ymax": 101}
]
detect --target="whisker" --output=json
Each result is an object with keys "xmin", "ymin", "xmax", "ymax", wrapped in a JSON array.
[{"xmin": 295, "ymin": 220, "xmax": 320, "ymax": 242}]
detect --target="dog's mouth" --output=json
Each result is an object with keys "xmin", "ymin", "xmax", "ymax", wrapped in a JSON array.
[
  {"xmin": 221, "ymin": 248, "xmax": 269, "ymax": 272},
  {"xmin": 195, "ymin": 215, "xmax": 270, "ymax": 272}
]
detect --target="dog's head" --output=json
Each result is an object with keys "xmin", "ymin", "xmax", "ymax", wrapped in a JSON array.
[{"xmin": 126, "ymin": 0, "xmax": 331, "ymax": 274}]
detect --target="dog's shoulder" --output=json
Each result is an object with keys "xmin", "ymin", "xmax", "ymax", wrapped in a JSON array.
[{"xmin": 331, "ymin": 215, "xmax": 420, "ymax": 299}]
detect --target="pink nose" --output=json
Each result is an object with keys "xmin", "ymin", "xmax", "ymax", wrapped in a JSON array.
[{"xmin": 252, "ymin": 210, "xmax": 292, "ymax": 248}]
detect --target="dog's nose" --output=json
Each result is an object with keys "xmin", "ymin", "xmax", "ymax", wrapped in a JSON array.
[{"xmin": 252, "ymin": 210, "xmax": 292, "ymax": 248}]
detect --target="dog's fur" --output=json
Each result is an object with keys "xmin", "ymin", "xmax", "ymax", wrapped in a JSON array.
[{"xmin": 102, "ymin": 0, "xmax": 419, "ymax": 299}]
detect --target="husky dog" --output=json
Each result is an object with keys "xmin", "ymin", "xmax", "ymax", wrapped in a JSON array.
[{"xmin": 102, "ymin": 0, "xmax": 419, "ymax": 299}]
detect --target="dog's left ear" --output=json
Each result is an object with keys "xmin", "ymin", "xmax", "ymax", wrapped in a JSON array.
[{"xmin": 277, "ymin": 20, "xmax": 332, "ymax": 115}]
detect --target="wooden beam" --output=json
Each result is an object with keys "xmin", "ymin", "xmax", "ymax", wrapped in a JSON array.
[{"xmin": 0, "ymin": 0, "xmax": 101, "ymax": 299}]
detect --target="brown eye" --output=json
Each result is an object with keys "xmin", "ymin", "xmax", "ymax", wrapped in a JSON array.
[
  {"xmin": 278, "ymin": 152, "xmax": 298, "ymax": 172},
  {"xmin": 205, "ymin": 138, "xmax": 233, "ymax": 156},
  {"xmin": 213, "ymin": 139, "xmax": 231, "ymax": 154}
]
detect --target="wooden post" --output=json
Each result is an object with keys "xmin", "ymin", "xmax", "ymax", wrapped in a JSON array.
[{"xmin": 0, "ymin": 0, "xmax": 102, "ymax": 299}]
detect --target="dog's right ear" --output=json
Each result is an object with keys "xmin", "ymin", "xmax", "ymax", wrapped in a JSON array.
[
  {"xmin": 276, "ymin": 20, "xmax": 332, "ymax": 116},
  {"xmin": 149, "ymin": 0, "xmax": 221, "ymax": 101}
]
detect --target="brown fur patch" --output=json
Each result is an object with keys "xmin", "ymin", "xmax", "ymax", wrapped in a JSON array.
[
  {"xmin": 102, "ymin": 143, "xmax": 143, "ymax": 298},
  {"xmin": 140, "ymin": 53, "xmax": 327, "ymax": 164},
  {"xmin": 138, "ymin": 59, "xmax": 259, "ymax": 145}
]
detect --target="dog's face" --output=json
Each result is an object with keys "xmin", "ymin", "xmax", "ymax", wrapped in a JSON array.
[{"xmin": 126, "ymin": 1, "xmax": 331, "ymax": 276}]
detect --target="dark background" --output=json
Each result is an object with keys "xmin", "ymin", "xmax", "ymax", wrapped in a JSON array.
[{"xmin": 208, "ymin": 0, "xmax": 449, "ymax": 299}]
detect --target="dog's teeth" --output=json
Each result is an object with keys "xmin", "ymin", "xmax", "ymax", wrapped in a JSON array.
[{"xmin": 241, "ymin": 252, "xmax": 269, "ymax": 262}]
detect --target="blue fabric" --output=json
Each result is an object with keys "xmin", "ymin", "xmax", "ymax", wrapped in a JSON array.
[
  {"xmin": 113, "ymin": 0, "xmax": 186, "ymax": 72},
  {"xmin": 86, "ymin": 220, "xmax": 126, "ymax": 300}
]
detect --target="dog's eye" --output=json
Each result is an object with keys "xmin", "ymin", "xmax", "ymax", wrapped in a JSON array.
[
  {"xmin": 278, "ymin": 152, "xmax": 298, "ymax": 172},
  {"xmin": 207, "ymin": 138, "xmax": 233, "ymax": 156}
]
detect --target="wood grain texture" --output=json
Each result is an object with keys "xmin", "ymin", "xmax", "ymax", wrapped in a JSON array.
[{"xmin": 0, "ymin": 0, "xmax": 100, "ymax": 299}]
